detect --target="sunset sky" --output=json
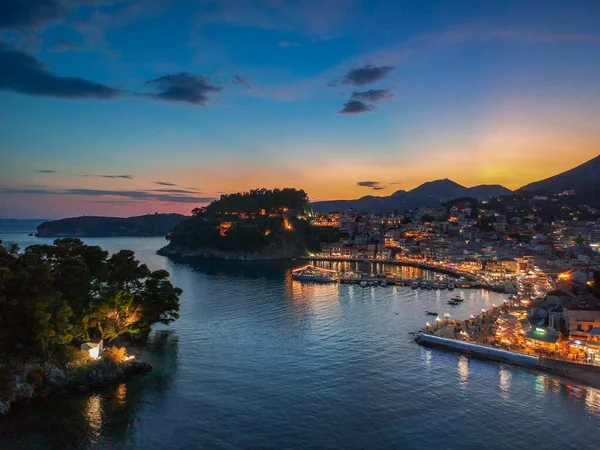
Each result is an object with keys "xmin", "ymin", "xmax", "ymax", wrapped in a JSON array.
[{"xmin": 1, "ymin": 0, "xmax": 600, "ymax": 219}]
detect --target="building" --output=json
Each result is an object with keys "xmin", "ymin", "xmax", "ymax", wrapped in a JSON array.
[
  {"xmin": 81, "ymin": 339, "xmax": 104, "ymax": 359},
  {"xmin": 564, "ymin": 297, "xmax": 600, "ymax": 335}
]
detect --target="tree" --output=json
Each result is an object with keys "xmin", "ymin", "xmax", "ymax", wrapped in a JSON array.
[{"xmin": 90, "ymin": 291, "xmax": 144, "ymax": 342}]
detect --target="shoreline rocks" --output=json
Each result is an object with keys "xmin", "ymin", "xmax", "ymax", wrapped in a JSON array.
[{"xmin": 0, "ymin": 359, "xmax": 152, "ymax": 418}]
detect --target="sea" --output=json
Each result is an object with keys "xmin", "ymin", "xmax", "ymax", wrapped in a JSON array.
[{"xmin": 0, "ymin": 223, "xmax": 599, "ymax": 449}]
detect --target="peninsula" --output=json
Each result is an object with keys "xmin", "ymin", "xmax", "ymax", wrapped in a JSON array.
[
  {"xmin": 36, "ymin": 213, "xmax": 188, "ymax": 237},
  {"xmin": 159, "ymin": 188, "xmax": 337, "ymax": 259}
]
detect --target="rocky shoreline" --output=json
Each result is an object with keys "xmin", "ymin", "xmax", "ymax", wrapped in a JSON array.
[{"xmin": 0, "ymin": 359, "xmax": 152, "ymax": 418}]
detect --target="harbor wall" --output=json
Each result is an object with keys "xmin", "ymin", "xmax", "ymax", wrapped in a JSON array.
[
  {"xmin": 417, "ymin": 333, "xmax": 539, "ymax": 367},
  {"xmin": 538, "ymin": 358, "xmax": 600, "ymax": 389}
]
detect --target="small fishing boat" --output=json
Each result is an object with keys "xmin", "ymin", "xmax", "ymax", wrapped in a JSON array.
[
  {"xmin": 426, "ymin": 283, "xmax": 432, "ymax": 290},
  {"xmin": 360, "ymin": 280, "xmax": 368, "ymax": 288},
  {"xmin": 425, "ymin": 311, "xmax": 438, "ymax": 316},
  {"xmin": 451, "ymin": 296, "xmax": 464, "ymax": 302},
  {"xmin": 439, "ymin": 283, "xmax": 447, "ymax": 290},
  {"xmin": 411, "ymin": 281, "xmax": 420, "ymax": 289},
  {"xmin": 448, "ymin": 283, "xmax": 455, "ymax": 290},
  {"xmin": 447, "ymin": 300, "xmax": 459, "ymax": 306},
  {"xmin": 420, "ymin": 282, "xmax": 428, "ymax": 289},
  {"xmin": 432, "ymin": 282, "xmax": 439, "ymax": 289},
  {"xmin": 380, "ymin": 279, "xmax": 387, "ymax": 287}
]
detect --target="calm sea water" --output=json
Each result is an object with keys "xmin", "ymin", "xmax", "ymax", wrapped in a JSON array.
[{"xmin": 1, "ymin": 224, "xmax": 599, "ymax": 449}]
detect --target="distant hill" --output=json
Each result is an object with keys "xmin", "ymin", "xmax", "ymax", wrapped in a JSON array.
[
  {"xmin": 36, "ymin": 214, "xmax": 188, "ymax": 237},
  {"xmin": 519, "ymin": 154, "xmax": 600, "ymax": 194},
  {"xmin": 312, "ymin": 180, "xmax": 512, "ymax": 212}
]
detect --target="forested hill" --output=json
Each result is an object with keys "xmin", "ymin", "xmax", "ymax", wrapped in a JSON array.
[
  {"xmin": 159, "ymin": 188, "xmax": 338, "ymax": 259},
  {"xmin": 36, "ymin": 214, "xmax": 188, "ymax": 237}
]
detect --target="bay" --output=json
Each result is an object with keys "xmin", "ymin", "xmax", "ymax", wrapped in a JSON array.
[{"xmin": 1, "ymin": 226, "xmax": 599, "ymax": 449}]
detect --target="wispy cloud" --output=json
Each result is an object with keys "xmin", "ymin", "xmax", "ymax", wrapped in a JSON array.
[
  {"xmin": 33, "ymin": 169, "xmax": 56, "ymax": 173},
  {"xmin": 50, "ymin": 39, "xmax": 82, "ymax": 53},
  {"xmin": 351, "ymin": 88, "xmax": 394, "ymax": 103},
  {"xmin": 153, "ymin": 181, "xmax": 177, "ymax": 186},
  {"xmin": 357, "ymin": 181, "xmax": 385, "ymax": 190},
  {"xmin": 279, "ymin": 41, "xmax": 301, "ymax": 47},
  {"xmin": 231, "ymin": 75, "xmax": 252, "ymax": 89},
  {"xmin": 0, "ymin": 187, "xmax": 215, "ymax": 204},
  {"xmin": 79, "ymin": 174, "xmax": 134, "ymax": 179}
]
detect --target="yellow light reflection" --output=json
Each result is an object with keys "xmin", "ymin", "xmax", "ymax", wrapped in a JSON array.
[{"xmin": 458, "ymin": 355, "xmax": 469, "ymax": 390}]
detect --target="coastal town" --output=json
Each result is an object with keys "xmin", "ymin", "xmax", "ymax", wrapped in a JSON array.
[{"xmin": 304, "ymin": 192, "xmax": 600, "ymax": 382}]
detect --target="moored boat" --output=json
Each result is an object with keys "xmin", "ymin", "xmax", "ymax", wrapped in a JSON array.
[
  {"xmin": 425, "ymin": 311, "xmax": 438, "ymax": 316},
  {"xmin": 448, "ymin": 283, "xmax": 455, "ymax": 290},
  {"xmin": 411, "ymin": 281, "xmax": 420, "ymax": 289},
  {"xmin": 292, "ymin": 265, "xmax": 339, "ymax": 283},
  {"xmin": 360, "ymin": 280, "xmax": 368, "ymax": 288},
  {"xmin": 432, "ymin": 282, "xmax": 439, "ymax": 289}
]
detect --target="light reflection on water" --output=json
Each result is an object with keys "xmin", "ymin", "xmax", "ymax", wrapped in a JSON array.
[{"xmin": 1, "ymin": 231, "xmax": 599, "ymax": 449}]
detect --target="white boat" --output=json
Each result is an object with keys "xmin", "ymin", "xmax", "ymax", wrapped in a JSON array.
[{"xmin": 292, "ymin": 265, "xmax": 339, "ymax": 283}]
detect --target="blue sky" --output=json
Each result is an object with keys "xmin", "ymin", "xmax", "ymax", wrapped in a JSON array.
[{"xmin": 1, "ymin": 0, "xmax": 600, "ymax": 218}]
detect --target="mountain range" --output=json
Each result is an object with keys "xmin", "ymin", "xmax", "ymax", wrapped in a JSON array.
[
  {"xmin": 312, "ymin": 180, "xmax": 512, "ymax": 213},
  {"xmin": 518, "ymin": 154, "xmax": 600, "ymax": 194},
  {"xmin": 312, "ymin": 154, "xmax": 600, "ymax": 213}
]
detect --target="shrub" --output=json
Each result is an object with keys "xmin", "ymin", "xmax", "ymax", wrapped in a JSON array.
[
  {"xmin": 0, "ymin": 366, "xmax": 14, "ymax": 395},
  {"xmin": 26, "ymin": 366, "xmax": 45, "ymax": 388},
  {"xmin": 102, "ymin": 347, "xmax": 128, "ymax": 364}
]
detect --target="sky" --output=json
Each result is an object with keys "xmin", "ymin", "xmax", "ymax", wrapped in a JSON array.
[{"xmin": 1, "ymin": 0, "xmax": 600, "ymax": 219}]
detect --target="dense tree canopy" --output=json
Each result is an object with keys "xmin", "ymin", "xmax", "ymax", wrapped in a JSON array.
[{"xmin": 0, "ymin": 239, "xmax": 181, "ymax": 360}]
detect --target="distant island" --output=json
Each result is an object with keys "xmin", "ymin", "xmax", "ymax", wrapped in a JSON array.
[
  {"xmin": 159, "ymin": 188, "xmax": 338, "ymax": 260},
  {"xmin": 36, "ymin": 213, "xmax": 189, "ymax": 237}
]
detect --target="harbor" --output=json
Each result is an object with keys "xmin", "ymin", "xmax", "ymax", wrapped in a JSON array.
[{"xmin": 293, "ymin": 263, "xmax": 499, "ymax": 290}]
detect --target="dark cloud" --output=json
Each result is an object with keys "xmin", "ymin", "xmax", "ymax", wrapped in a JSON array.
[
  {"xmin": 0, "ymin": 1, "xmax": 125, "ymax": 31},
  {"xmin": 51, "ymin": 39, "xmax": 82, "ymax": 52},
  {"xmin": 0, "ymin": 45, "xmax": 119, "ymax": 99},
  {"xmin": 231, "ymin": 75, "xmax": 252, "ymax": 89},
  {"xmin": 150, "ymin": 188, "xmax": 201, "ymax": 194},
  {"xmin": 153, "ymin": 181, "xmax": 177, "ymax": 186},
  {"xmin": 0, "ymin": 187, "xmax": 215, "ymax": 204},
  {"xmin": 351, "ymin": 88, "xmax": 393, "ymax": 103},
  {"xmin": 332, "ymin": 65, "xmax": 395, "ymax": 87},
  {"xmin": 33, "ymin": 169, "xmax": 56, "ymax": 173},
  {"xmin": 339, "ymin": 100, "xmax": 372, "ymax": 114},
  {"xmin": 145, "ymin": 72, "xmax": 222, "ymax": 105},
  {"xmin": 79, "ymin": 174, "xmax": 133, "ymax": 179},
  {"xmin": 357, "ymin": 181, "xmax": 386, "ymax": 191}
]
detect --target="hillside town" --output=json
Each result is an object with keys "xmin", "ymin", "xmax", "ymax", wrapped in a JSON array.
[{"xmin": 310, "ymin": 192, "xmax": 600, "ymax": 361}]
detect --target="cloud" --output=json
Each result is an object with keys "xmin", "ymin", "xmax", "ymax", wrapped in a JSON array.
[
  {"xmin": 0, "ymin": 0, "xmax": 130, "ymax": 31},
  {"xmin": 231, "ymin": 75, "xmax": 252, "ymax": 89},
  {"xmin": 332, "ymin": 65, "xmax": 395, "ymax": 87},
  {"xmin": 51, "ymin": 39, "xmax": 82, "ymax": 53},
  {"xmin": 153, "ymin": 181, "xmax": 177, "ymax": 186},
  {"xmin": 279, "ymin": 41, "xmax": 301, "ymax": 47},
  {"xmin": 0, "ymin": 45, "xmax": 120, "ymax": 99},
  {"xmin": 339, "ymin": 100, "xmax": 373, "ymax": 114},
  {"xmin": 351, "ymin": 88, "xmax": 393, "ymax": 103},
  {"xmin": 79, "ymin": 174, "xmax": 134, "ymax": 179},
  {"xmin": 145, "ymin": 72, "xmax": 222, "ymax": 105},
  {"xmin": 33, "ymin": 169, "xmax": 57, "ymax": 173},
  {"xmin": 357, "ymin": 181, "xmax": 385, "ymax": 190},
  {"xmin": 0, "ymin": 187, "xmax": 215, "ymax": 204},
  {"xmin": 150, "ymin": 188, "xmax": 202, "ymax": 194}
]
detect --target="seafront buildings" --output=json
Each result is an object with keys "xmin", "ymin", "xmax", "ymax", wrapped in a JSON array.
[{"xmin": 310, "ymin": 196, "xmax": 600, "ymax": 355}]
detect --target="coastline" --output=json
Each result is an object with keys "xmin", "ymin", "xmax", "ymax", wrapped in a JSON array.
[
  {"xmin": 416, "ymin": 332, "xmax": 600, "ymax": 389},
  {"xmin": 0, "ymin": 359, "xmax": 152, "ymax": 418}
]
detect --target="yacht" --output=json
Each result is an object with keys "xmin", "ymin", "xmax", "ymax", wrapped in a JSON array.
[{"xmin": 292, "ymin": 265, "xmax": 339, "ymax": 283}]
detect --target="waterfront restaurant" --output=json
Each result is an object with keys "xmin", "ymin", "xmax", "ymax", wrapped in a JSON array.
[{"xmin": 523, "ymin": 328, "xmax": 561, "ymax": 352}]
